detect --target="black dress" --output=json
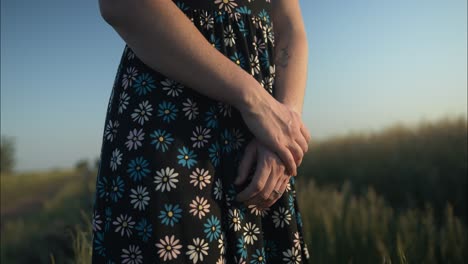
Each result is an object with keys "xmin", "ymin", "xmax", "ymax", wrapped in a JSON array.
[{"xmin": 91, "ymin": 0, "xmax": 310, "ymax": 263}]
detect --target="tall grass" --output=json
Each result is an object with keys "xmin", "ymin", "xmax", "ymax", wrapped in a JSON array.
[
  {"xmin": 295, "ymin": 179, "xmax": 467, "ymax": 263},
  {"xmin": 302, "ymin": 115, "xmax": 467, "ymax": 223}
]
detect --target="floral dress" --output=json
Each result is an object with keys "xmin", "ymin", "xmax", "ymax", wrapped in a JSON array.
[{"xmin": 91, "ymin": 0, "xmax": 310, "ymax": 263}]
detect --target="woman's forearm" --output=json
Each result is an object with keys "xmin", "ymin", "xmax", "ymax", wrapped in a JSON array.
[
  {"xmin": 99, "ymin": 0, "xmax": 269, "ymax": 112},
  {"xmin": 273, "ymin": 29, "xmax": 309, "ymax": 116}
]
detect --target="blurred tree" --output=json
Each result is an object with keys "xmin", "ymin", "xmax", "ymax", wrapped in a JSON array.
[
  {"xmin": 94, "ymin": 157, "xmax": 100, "ymax": 171},
  {"xmin": 75, "ymin": 159, "xmax": 90, "ymax": 173},
  {"xmin": 1, "ymin": 135, "xmax": 16, "ymax": 174}
]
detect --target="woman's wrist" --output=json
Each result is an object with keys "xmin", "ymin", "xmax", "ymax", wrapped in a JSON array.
[{"xmin": 232, "ymin": 77, "xmax": 274, "ymax": 116}]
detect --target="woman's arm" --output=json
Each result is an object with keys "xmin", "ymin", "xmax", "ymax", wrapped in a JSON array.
[
  {"xmin": 99, "ymin": 0, "xmax": 311, "ymax": 176},
  {"xmin": 271, "ymin": 0, "xmax": 309, "ymax": 116},
  {"xmin": 99, "ymin": 0, "xmax": 268, "ymax": 112}
]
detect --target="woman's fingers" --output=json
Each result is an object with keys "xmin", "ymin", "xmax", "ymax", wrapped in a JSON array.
[
  {"xmin": 277, "ymin": 144, "xmax": 297, "ymax": 177},
  {"xmin": 245, "ymin": 168, "xmax": 279, "ymax": 207},
  {"xmin": 289, "ymin": 140, "xmax": 304, "ymax": 168},
  {"xmin": 234, "ymin": 140, "xmax": 257, "ymax": 186},
  {"xmin": 300, "ymin": 121, "xmax": 312, "ymax": 144},
  {"xmin": 236, "ymin": 160, "xmax": 271, "ymax": 202},
  {"xmin": 296, "ymin": 129, "xmax": 309, "ymax": 155},
  {"xmin": 263, "ymin": 175, "xmax": 290, "ymax": 208}
]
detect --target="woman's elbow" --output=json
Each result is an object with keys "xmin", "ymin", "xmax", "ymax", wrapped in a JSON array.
[{"xmin": 98, "ymin": 0, "xmax": 128, "ymax": 26}]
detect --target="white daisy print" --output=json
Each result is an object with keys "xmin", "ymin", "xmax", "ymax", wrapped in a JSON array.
[
  {"xmin": 113, "ymin": 214, "xmax": 135, "ymax": 237},
  {"xmin": 293, "ymin": 231, "xmax": 302, "ymax": 249},
  {"xmin": 272, "ymin": 206, "xmax": 292, "ymax": 228},
  {"xmin": 131, "ymin": 100, "xmax": 153, "ymax": 125},
  {"xmin": 118, "ymin": 91, "xmax": 130, "ymax": 114},
  {"xmin": 249, "ymin": 54, "xmax": 260, "ymax": 75},
  {"xmin": 110, "ymin": 148, "xmax": 123, "ymax": 171},
  {"xmin": 223, "ymin": 25, "xmax": 236, "ymax": 47},
  {"xmin": 218, "ymin": 231, "xmax": 226, "ymax": 255},
  {"xmin": 243, "ymin": 222, "xmax": 260, "ymax": 245},
  {"xmin": 154, "ymin": 167, "xmax": 179, "ymax": 192},
  {"xmin": 200, "ymin": 11, "xmax": 214, "ymax": 30},
  {"xmin": 189, "ymin": 196, "xmax": 211, "ymax": 219},
  {"xmin": 125, "ymin": 128, "xmax": 145, "ymax": 151},
  {"xmin": 191, "ymin": 126, "xmax": 211, "ymax": 148},
  {"xmin": 126, "ymin": 48, "xmax": 136, "ymax": 60},
  {"xmin": 92, "ymin": 211, "xmax": 102, "ymax": 232},
  {"xmin": 217, "ymin": 101, "xmax": 232, "ymax": 117},
  {"xmin": 129, "ymin": 185, "xmax": 150, "ymax": 211},
  {"xmin": 155, "ymin": 235, "xmax": 183, "ymax": 261},
  {"xmin": 182, "ymin": 98, "xmax": 199, "ymax": 120},
  {"xmin": 252, "ymin": 35, "xmax": 266, "ymax": 54},
  {"xmin": 228, "ymin": 208, "xmax": 241, "ymax": 231},
  {"xmin": 104, "ymin": 120, "xmax": 119, "ymax": 142},
  {"xmin": 231, "ymin": 128, "xmax": 245, "ymax": 150},
  {"xmin": 186, "ymin": 237, "xmax": 209, "ymax": 264},
  {"xmin": 262, "ymin": 75, "xmax": 274, "ymax": 94},
  {"xmin": 248, "ymin": 204, "xmax": 270, "ymax": 217},
  {"xmin": 269, "ymin": 64, "xmax": 276, "ymax": 78},
  {"xmin": 214, "ymin": 0, "xmax": 238, "ymax": 13},
  {"xmin": 122, "ymin": 66, "xmax": 138, "ymax": 89},
  {"xmin": 121, "ymin": 244, "xmax": 143, "ymax": 264},
  {"xmin": 161, "ymin": 78, "xmax": 184, "ymax": 97},
  {"xmin": 263, "ymin": 24, "xmax": 274, "ymax": 44},
  {"xmin": 189, "ymin": 167, "xmax": 212, "ymax": 190},
  {"xmin": 216, "ymin": 256, "xmax": 227, "ymax": 264},
  {"xmin": 282, "ymin": 246, "xmax": 302, "ymax": 264}
]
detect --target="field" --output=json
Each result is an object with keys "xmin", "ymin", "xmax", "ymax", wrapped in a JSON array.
[{"xmin": 1, "ymin": 116, "xmax": 466, "ymax": 263}]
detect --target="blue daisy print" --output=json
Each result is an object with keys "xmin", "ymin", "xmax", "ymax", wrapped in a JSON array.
[
  {"xmin": 127, "ymin": 156, "xmax": 150, "ymax": 182},
  {"xmin": 237, "ymin": 20, "xmax": 249, "ymax": 37},
  {"xmin": 258, "ymin": 9, "xmax": 270, "ymax": 23},
  {"xmin": 296, "ymin": 211, "xmax": 303, "ymax": 228},
  {"xmin": 175, "ymin": 1, "xmax": 189, "ymax": 11},
  {"xmin": 264, "ymin": 240, "xmax": 278, "ymax": 260},
  {"xmin": 97, "ymin": 176, "xmax": 109, "ymax": 200},
  {"xmin": 158, "ymin": 203, "xmax": 183, "ymax": 226},
  {"xmin": 149, "ymin": 129, "xmax": 174, "ymax": 152},
  {"xmin": 204, "ymin": 105, "xmax": 219, "ymax": 128},
  {"xmin": 93, "ymin": 231, "xmax": 106, "ymax": 256},
  {"xmin": 236, "ymin": 236, "xmax": 248, "ymax": 259},
  {"xmin": 236, "ymin": 6, "xmax": 252, "ymax": 15},
  {"xmin": 135, "ymin": 218, "xmax": 152, "ymax": 242},
  {"xmin": 230, "ymin": 51, "xmax": 247, "ymax": 69},
  {"xmin": 104, "ymin": 207, "xmax": 112, "ymax": 232},
  {"xmin": 208, "ymin": 141, "xmax": 221, "ymax": 167},
  {"xmin": 250, "ymin": 248, "xmax": 266, "ymax": 264},
  {"xmin": 203, "ymin": 215, "xmax": 221, "ymax": 242},
  {"xmin": 177, "ymin": 146, "xmax": 198, "ymax": 168},
  {"xmin": 110, "ymin": 176, "xmax": 125, "ymax": 202},
  {"xmin": 157, "ymin": 101, "xmax": 178, "ymax": 123},
  {"xmin": 209, "ymin": 33, "xmax": 222, "ymax": 51},
  {"xmin": 288, "ymin": 194, "xmax": 296, "ymax": 215},
  {"xmin": 133, "ymin": 73, "xmax": 156, "ymax": 95},
  {"xmin": 214, "ymin": 10, "xmax": 225, "ymax": 23},
  {"xmin": 260, "ymin": 50, "xmax": 270, "ymax": 69},
  {"xmin": 220, "ymin": 128, "xmax": 234, "ymax": 153}
]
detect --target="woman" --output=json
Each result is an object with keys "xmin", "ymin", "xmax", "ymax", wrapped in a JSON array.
[{"xmin": 91, "ymin": 0, "xmax": 311, "ymax": 263}]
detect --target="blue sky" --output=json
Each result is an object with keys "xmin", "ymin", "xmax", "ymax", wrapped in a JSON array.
[{"xmin": 1, "ymin": 0, "xmax": 466, "ymax": 172}]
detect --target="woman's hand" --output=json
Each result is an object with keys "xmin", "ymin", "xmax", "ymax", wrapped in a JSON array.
[
  {"xmin": 234, "ymin": 138, "xmax": 292, "ymax": 208},
  {"xmin": 238, "ymin": 94, "xmax": 311, "ymax": 177}
]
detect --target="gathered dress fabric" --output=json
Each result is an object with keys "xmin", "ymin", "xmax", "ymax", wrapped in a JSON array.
[{"xmin": 91, "ymin": 0, "xmax": 310, "ymax": 263}]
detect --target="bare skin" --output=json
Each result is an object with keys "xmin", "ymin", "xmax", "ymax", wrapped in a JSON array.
[
  {"xmin": 235, "ymin": 0, "xmax": 310, "ymax": 207},
  {"xmin": 98, "ymin": 0, "xmax": 310, "ymax": 177}
]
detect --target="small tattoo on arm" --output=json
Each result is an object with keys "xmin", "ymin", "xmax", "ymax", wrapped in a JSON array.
[{"xmin": 276, "ymin": 45, "xmax": 290, "ymax": 68}]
